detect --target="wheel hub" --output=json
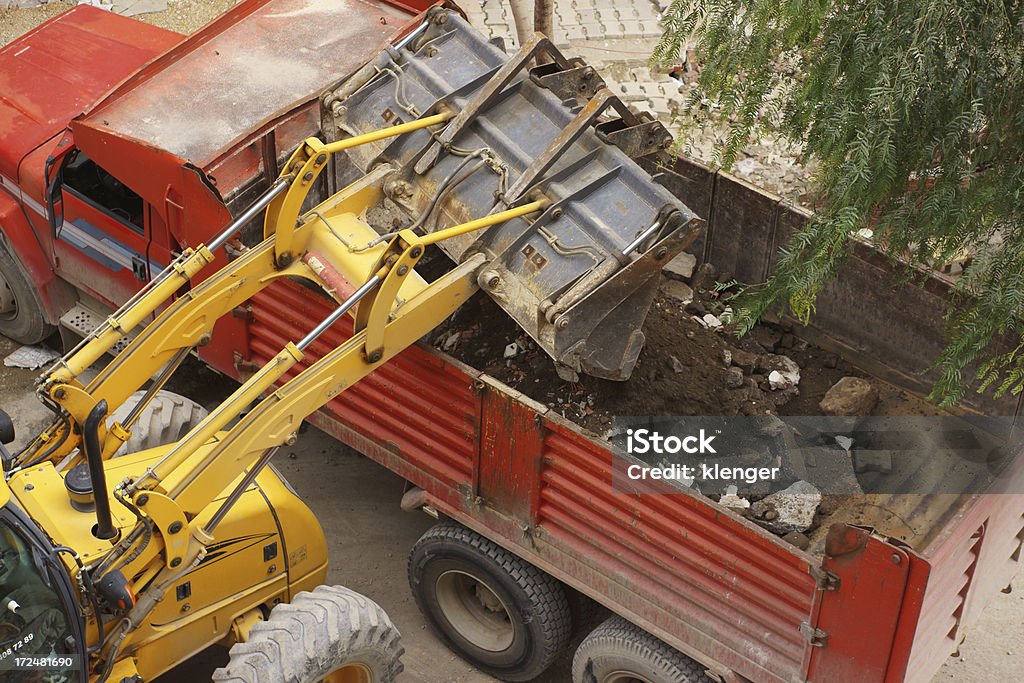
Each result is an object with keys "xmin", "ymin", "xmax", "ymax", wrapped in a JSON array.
[
  {"xmin": 320, "ymin": 663, "xmax": 371, "ymax": 683},
  {"xmin": 435, "ymin": 569, "xmax": 515, "ymax": 652},
  {"xmin": 0, "ymin": 272, "xmax": 16, "ymax": 318}
]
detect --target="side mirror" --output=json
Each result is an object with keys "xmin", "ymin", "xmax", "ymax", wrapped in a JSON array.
[{"xmin": 0, "ymin": 410, "xmax": 14, "ymax": 445}]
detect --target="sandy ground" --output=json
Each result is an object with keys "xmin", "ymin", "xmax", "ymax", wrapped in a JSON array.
[{"xmin": 1, "ymin": 0, "xmax": 236, "ymax": 47}]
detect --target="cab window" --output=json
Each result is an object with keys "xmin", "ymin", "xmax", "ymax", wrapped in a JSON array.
[
  {"xmin": 62, "ymin": 151, "xmax": 145, "ymax": 233},
  {"xmin": 0, "ymin": 523, "xmax": 77, "ymax": 681}
]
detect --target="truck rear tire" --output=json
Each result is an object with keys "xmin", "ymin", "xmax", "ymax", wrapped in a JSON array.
[
  {"xmin": 212, "ymin": 585, "xmax": 403, "ymax": 683},
  {"xmin": 572, "ymin": 616, "xmax": 712, "ymax": 683},
  {"xmin": 108, "ymin": 390, "xmax": 209, "ymax": 455},
  {"xmin": 0, "ymin": 244, "xmax": 53, "ymax": 344},
  {"xmin": 408, "ymin": 520, "xmax": 572, "ymax": 681}
]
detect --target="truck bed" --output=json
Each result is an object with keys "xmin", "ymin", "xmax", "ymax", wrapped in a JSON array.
[{"xmin": 217, "ymin": 155, "xmax": 1024, "ymax": 683}]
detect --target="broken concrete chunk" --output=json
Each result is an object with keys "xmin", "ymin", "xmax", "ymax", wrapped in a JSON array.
[
  {"xmin": 503, "ymin": 342, "xmax": 519, "ymax": 358},
  {"xmin": 701, "ymin": 313, "xmax": 723, "ymax": 330},
  {"xmin": 659, "ymin": 279, "xmax": 694, "ymax": 305},
  {"xmin": 719, "ymin": 485, "xmax": 750, "ymax": 511},
  {"xmin": 751, "ymin": 480, "xmax": 821, "ymax": 534},
  {"xmin": 759, "ymin": 354, "xmax": 800, "ymax": 390},
  {"xmin": 819, "ymin": 376, "xmax": 879, "ymax": 416},
  {"xmin": 670, "ymin": 355, "xmax": 685, "ymax": 374},
  {"xmin": 663, "ymin": 251, "xmax": 697, "ymax": 280}
]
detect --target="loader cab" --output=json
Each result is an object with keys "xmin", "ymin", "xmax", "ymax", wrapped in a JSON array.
[{"xmin": 0, "ymin": 417, "xmax": 85, "ymax": 682}]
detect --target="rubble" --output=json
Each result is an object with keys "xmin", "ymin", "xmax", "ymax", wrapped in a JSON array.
[
  {"xmin": 700, "ymin": 313, "xmax": 723, "ymax": 330},
  {"xmin": 750, "ymin": 480, "xmax": 821, "ymax": 534},
  {"xmin": 664, "ymin": 251, "xmax": 697, "ymax": 280},
  {"xmin": 659, "ymin": 279, "xmax": 694, "ymax": 305},
  {"xmin": 820, "ymin": 376, "xmax": 879, "ymax": 416},
  {"xmin": 730, "ymin": 349, "xmax": 758, "ymax": 374},
  {"xmin": 690, "ymin": 262, "xmax": 718, "ymax": 292},
  {"xmin": 719, "ymin": 485, "xmax": 750, "ymax": 511},
  {"xmin": 760, "ymin": 354, "xmax": 801, "ymax": 391}
]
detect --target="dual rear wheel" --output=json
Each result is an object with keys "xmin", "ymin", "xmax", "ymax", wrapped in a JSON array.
[{"xmin": 407, "ymin": 520, "xmax": 712, "ymax": 683}]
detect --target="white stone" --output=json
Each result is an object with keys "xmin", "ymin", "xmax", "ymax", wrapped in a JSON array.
[
  {"xmin": 755, "ymin": 481, "xmax": 821, "ymax": 534},
  {"xmin": 702, "ymin": 314, "xmax": 723, "ymax": 329}
]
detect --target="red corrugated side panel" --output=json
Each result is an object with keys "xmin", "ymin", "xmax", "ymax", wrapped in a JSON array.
[
  {"xmin": 536, "ymin": 420, "xmax": 818, "ymax": 682},
  {"xmin": 246, "ymin": 279, "xmax": 819, "ymax": 683},
  {"xmin": 903, "ymin": 491, "xmax": 1024, "ymax": 683}
]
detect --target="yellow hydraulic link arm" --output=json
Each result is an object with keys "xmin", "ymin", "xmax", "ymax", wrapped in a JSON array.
[{"xmin": 10, "ymin": 110, "xmax": 549, "ymax": 675}]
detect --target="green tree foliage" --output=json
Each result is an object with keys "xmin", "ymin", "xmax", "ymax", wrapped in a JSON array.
[{"xmin": 653, "ymin": 0, "xmax": 1024, "ymax": 406}]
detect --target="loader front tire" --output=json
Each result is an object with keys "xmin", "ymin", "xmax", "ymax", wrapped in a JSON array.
[
  {"xmin": 108, "ymin": 390, "xmax": 208, "ymax": 455},
  {"xmin": 212, "ymin": 585, "xmax": 403, "ymax": 683}
]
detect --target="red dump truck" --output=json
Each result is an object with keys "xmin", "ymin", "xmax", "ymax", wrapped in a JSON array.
[{"xmin": 0, "ymin": 2, "xmax": 1021, "ymax": 682}]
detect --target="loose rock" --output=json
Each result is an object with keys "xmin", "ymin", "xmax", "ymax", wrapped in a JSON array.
[
  {"xmin": 725, "ymin": 367, "xmax": 745, "ymax": 389},
  {"xmin": 701, "ymin": 313, "xmax": 723, "ymax": 330},
  {"xmin": 659, "ymin": 279, "xmax": 694, "ymax": 305},
  {"xmin": 751, "ymin": 480, "xmax": 821, "ymax": 534},
  {"xmin": 730, "ymin": 349, "xmax": 758, "ymax": 374},
  {"xmin": 691, "ymin": 262, "xmax": 718, "ymax": 291},
  {"xmin": 819, "ymin": 376, "xmax": 879, "ymax": 416},
  {"xmin": 664, "ymin": 251, "xmax": 697, "ymax": 280},
  {"xmin": 759, "ymin": 354, "xmax": 801, "ymax": 390}
]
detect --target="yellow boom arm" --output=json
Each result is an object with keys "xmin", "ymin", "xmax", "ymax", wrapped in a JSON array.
[{"xmin": 13, "ymin": 112, "xmax": 548, "ymax": 669}]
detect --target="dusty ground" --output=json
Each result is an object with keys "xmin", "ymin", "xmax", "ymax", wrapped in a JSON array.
[{"xmin": 1, "ymin": 0, "xmax": 235, "ymax": 47}]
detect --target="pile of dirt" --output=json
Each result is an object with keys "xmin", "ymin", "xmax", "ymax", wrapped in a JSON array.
[{"xmin": 430, "ymin": 261, "xmax": 940, "ymax": 437}]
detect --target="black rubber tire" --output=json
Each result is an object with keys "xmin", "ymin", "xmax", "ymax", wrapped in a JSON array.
[
  {"xmin": 572, "ymin": 616, "xmax": 713, "ymax": 683},
  {"xmin": 0, "ymin": 242, "xmax": 53, "ymax": 344},
  {"xmin": 408, "ymin": 520, "xmax": 572, "ymax": 681},
  {"xmin": 211, "ymin": 585, "xmax": 404, "ymax": 682},
  {"xmin": 107, "ymin": 390, "xmax": 209, "ymax": 456}
]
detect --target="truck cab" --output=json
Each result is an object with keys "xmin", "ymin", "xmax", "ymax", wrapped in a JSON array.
[{"xmin": 0, "ymin": 0, "xmax": 431, "ymax": 365}]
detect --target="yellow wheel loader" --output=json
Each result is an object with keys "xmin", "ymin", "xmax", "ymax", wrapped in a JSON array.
[{"xmin": 0, "ymin": 7, "xmax": 699, "ymax": 682}]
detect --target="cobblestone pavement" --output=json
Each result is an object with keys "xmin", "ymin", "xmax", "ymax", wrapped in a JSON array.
[{"xmin": 458, "ymin": 0, "xmax": 816, "ymax": 204}]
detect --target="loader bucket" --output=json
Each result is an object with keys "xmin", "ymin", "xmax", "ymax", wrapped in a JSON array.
[{"xmin": 320, "ymin": 10, "xmax": 702, "ymax": 381}]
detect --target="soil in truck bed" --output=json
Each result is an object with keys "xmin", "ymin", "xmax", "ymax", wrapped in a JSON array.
[{"xmin": 429, "ymin": 263, "xmax": 941, "ymax": 435}]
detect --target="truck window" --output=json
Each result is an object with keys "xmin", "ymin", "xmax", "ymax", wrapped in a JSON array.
[{"xmin": 62, "ymin": 151, "xmax": 145, "ymax": 234}]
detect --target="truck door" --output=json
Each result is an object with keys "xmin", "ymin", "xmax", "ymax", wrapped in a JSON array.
[{"xmin": 55, "ymin": 150, "xmax": 152, "ymax": 307}]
